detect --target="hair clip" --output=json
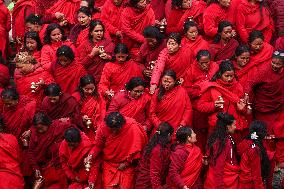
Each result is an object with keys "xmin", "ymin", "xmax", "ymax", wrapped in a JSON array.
[
  {"xmin": 274, "ymin": 51, "xmax": 284, "ymax": 57},
  {"xmin": 250, "ymin": 132, "xmax": 258, "ymax": 140},
  {"xmin": 156, "ymin": 130, "xmax": 161, "ymax": 135}
]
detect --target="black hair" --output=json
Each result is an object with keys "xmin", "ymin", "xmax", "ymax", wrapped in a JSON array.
[
  {"xmin": 77, "ymin": 6, "xmax": 92, "ymax": 17},
  {"xmin": 207, "ymin": 112, "xmax": 236, "ymax": 165},
  {"xmin": 167, "ymin": 32, "xmax": 182, "ymax": 45},
  {"xmin": 104, "ymin": 112, "xmax": 126, "ymax": 129},
  {"xmin": 24, "ymin": 31, "xmax": 42, "ymax": 51},
  {"xmin": 272, "ymin": 50, "xmax": 284, "ymax": 64},
  {"xmin": 158, "ymin": 69, "xmax": 177, "ymax": 101},
  {"xmin": 114, "ymin": 43, "xmax": 129, "ymax": 54},
  {"xmin": 129, "ymin": 0, "xmax": 141, "ymax": 7},
  {"xmin": 235, "ymin": 44, "xmax": 250, "ymax": 57},
  {"xmin": 64, "ymin": 127, "xmax": 82, "ymax": 143},
  {"xmin": 196, "ymin": 50, "xmax": 211, "ymax": 61},
  {"xmin": 171, "ymin": 0, "xmax": 183, "ymax": 8},
  {"xmin": 56, "ymin": 45, "xmax": 75, "ymax": 61},
  {"xmin": 247, "ymin": 120, "xmax": 270, "ymax": 182},
  {"xmin": 125, "ymin": 77, "xmax": 146, "ymax": 91},
  {"xmin": 144, "ymin": 122, "xmax": 174, "ymax": 157},
  {"xmin": 44, "ymin": 83, "xmax": 62, "ymax": 96},
  {"xmin": 88, "ymin": 20, "xmax": 105, "ymax": 42},
  {"xmin": 176, "ymin": 126, "xmax": 193, "ymax": 144},
  {"xmin": 78, "ymin": 74, "xmax": 98, "ymax": 99},
  {"xmin": 143, "ymin": 26, "xmax": 164, "ymax": 44},
  {"xmin": 44, "ymin": 23, "xmax": 66, "ymax": 44},
  {"xmin": 0, "ymin": 116, "xmax": 6, "ymax": 132},
  {"xmin": 1, "ymin": 87, "xmax": 19, "ymax": 100},
  {"xmin": 248, "ymin": 30, "xmax": 264, "ymax": 44},
  {"xmin": 213, "ymin": 20, "xmax": 232, "ymax": 43},
  {"xmin": 211, "ymin": 60, "xmax": 235, "ymax": 81},
  {"xmin": 183, "ymin": 19, "xmax": 198, "ymax": 34},
  {"xmin": 33, "ymin": 112, "xmax": 52, "ymax": 126},
  {"xmin": 25, "ymin": 14, "xmax": 42, "ymax": 25},
  {"xmin": 81, "ymin": 0, "xmax": 97, "ymax": 13}
]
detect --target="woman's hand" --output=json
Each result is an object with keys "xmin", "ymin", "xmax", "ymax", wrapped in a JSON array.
[
  {"xmin": 90, "ymin": 47, "xmax": 100, "ymax": 57},
  {"xmin": 214, "ymin": 97, "xmax": 224, "ymax": 109},
  {"xmin": 35, "ymin": 170, "xmax": 42, "ymax": 179},
  {"xmin": 149, "ymin": 84, "xmax": 157, "ymax": 95}
]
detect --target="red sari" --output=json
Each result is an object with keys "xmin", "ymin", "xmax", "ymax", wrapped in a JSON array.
[
  {"xmin": 181, "ymin": 36, "xmax": 209, "ymax": 57},
  {"xmin": 89, "ymin": 117, "xmax": 148, "ymax": 188},
  {"xmin": 236, "ymin": 0, "xmax": 274, "ymax": 43},
  {"xmin": 250, "ymin": 42, "xmax": 274, "ymax": 72},
  {"xmin": 149, "ymin": 86, "xmax": 192, "ymax": 132},
  {"xmin": 69, "ymin": 24, "xmax": 89, "ymax": 47},
  {"xmin": 0, "ymin": 133, "xmax": 25, "ymax": 189},
  {"xmin": 166, "ymin": 8, "xmax": 185, "ymax": 34},
  {"xmin": 209, "ymin": 39, "xmax": 239, "ymax": 61},
  {"xmin": 0, "ymin": 63, "xmax": 10, "ymax": 88},
  {"xmin": 150, "ymin": 0, "xmax": 166, "ymax": 21},
  {"xmin": 275, "ymin": 36, "xmax": 284, "ymax": 51},
  {"xmin": 233, "ymin": 60, "xmax": 258, "ymax": 87},
  {"xmin": 0, "ymin": 2, "xmax": 11, "ymax": 59},
  {"xmin": 59, "ymin": 133, "xmax": 94, "ymax": 189}
]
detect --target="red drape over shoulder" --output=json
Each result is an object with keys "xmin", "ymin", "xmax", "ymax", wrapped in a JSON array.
[
  {"xmin": 0, "ymin": 2, "xmax": 11, "ymax": 59},
  {"xmin": 166, "ymin": 8, "xmax": 185, "ymax": 34},
  {"xmin": 150, "ymin": 0, "xmax": 166, "ymax": 21},
  {"xmin": 233, "ymin": 61, "xmax": 258, "ymax": 88},
  {"xmin": 209, "ymin": 39, "xmax": 239, "ymax": 61},
  {"xmin": 275, "ymin": 36, "xmax": 284, "ymax": 51},
  {"xmin": 69, "ymin": 25, "xmax": 89, "ymax": 47},
  {"xmin": 250, "ymin": 42, "xmax": 274, "ymax": 71},
  {"xmin": 181, "ymin": 36, "xmax": 209, "ymax": 57}
]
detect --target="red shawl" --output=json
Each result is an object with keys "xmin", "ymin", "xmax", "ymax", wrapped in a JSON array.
[
  {"xmin": 98, "ymin": 60, "xmax": 143, "ymax": 96},
  {"xmin": 150, "ymin": 0, "xmax": 166, "ymax": 21},
  {"xmin": 150, "ymin": 86, "xmax": 192, "ymax": 131},
  {"xmin": 0, "ymin": 2, "xmax": 10, "ymax": 59},
  {"xmin": 250, "ymin": 42, "xmax": 274, "ymax": 71},
  {"xmin": 69, "ymin": 24, "xmax": 89, "ymax": 47},
  {"xmin": 1, "ymin": 96, "xmax": 36, "ymax": 138},
  {"xmin": 233, "ymin": 60, "xmax": 258, "ymax": 87},
  {"xmin": 209, "ymin": 39, "xmax": 239, "ymax": 61},
  {"xmin": 121, "ymin": 5, "xmax": 155, "ymax": 49},
  {"xmin": 275, "ymin": 36, "xmax": 284, "ymax": 51},
  {"xmin": 181, "ymin": 36, "xmax": 209, "ymax": 57},
  {"xmin": 52, "ymin": 60, "xmax": 86, "ymax": 95},
  {"xmin": 0, "ymin": 134, "xmax": 24, "ymax": 189},
  {"xmin": 0, "ymin": 64, "xmax": 10, "ymax": 87},
  {"xmin": 166, "ymin": 8, "xmax": 185, "ymax": 34}
]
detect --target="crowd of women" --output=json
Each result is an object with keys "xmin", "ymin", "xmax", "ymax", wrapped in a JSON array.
[{"xmin": 0, "ymin": 0, "xmax": 283, "ymax": 188}]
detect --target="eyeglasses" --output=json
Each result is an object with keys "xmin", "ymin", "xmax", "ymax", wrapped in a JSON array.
[{"xmin": 274, "ymin": 51, "xmax": 284, "ymax": 57}]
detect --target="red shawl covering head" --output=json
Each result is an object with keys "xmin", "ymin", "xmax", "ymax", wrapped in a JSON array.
[
  {"xmin": 233, "ymin": 60, "xmax": 258, "ymax": 87},
  {"xmin": 209, "ymin": 38, "xmax": 239, "ymax": 61},
  {"xmin": 0, "ymin": 64, "xmax": 10, "ymax": 87},
  {"xmin": 181, "ymin": 36, "xmax": 209, "ymax": 57},
  {"xmin": 69, "ymin": 24, "xmax": 89, "ymax": 47},
  {"xmin": 250, "ymin": 42, "xmax": 274, "ymax": 71}
]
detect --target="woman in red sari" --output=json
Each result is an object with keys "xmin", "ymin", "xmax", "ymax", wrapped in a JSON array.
[
  {"xmin": 0, "ymin": 1, "xmax": 11, "ymax": 59},
  {"xmin": 150, "ymin": 33, "xmax": 193, "ymax": 94},
  {"xmin": 23, "ymin": 31, "xmax": 42, "ymax": 63},
  {"xmin": 108, "ymin": 77, "xmax": 151, "ymax": 131},
  {"xmin": 209, "ymin": 21, "xmax": 239, "ymax": 61},
  {"xmin": 25, "ymin": 14, "xmax": 48, "ymax": 45},
  {"xmin": 120, "ymin": 0, "xmax": 155, "ymax": 55},
  {"xmin": 41, "ymin": 23, "xmax": 76, "ymax": 71},
  {"xmin": 181, "ymin": 19, "xmax": 209, "ymax": 57},
  {"xmin": 150, "ymin": 70, "xmax": 192, "ymax": 134},
  {"xmin": 0, "ymin": 118, "xmax": 25, "ymax": 189},
  {"xmin": 238, "ymin": 120, "xmax": 270, "ymax": 189},
  {"xmin": 59, "ymin": 128, "xmax": 94, "ymax": 189},
  {"xmin": 204, "ymin": 112, "xmax": 239, "ymax": 189},
  {"xmin": 73, "ymin": 75, "xmax": 106, "ymax": 140},
  {"xmin": 51, "ymin": 45, "xmax": 86, "ymax": 95},
  {"xmin": 168, "ymin": 126, "xmax": 203, "ymax": 189},
  {"xmin": 136, "ymin": 122, "xmax": 174, "ymax": 188},
  {"xmin": 236, "ymin": 0, "xmax": 274, "ymax": 43},
  {"xmin": 275, "ymin": 35, "xmax": 284, "ymax": 51},
  {"xmin": 99, "ymin": 43, "xmax": 143, "ymax": 101},
  {"xmin": 0, "ymin": 62, "xmax": 9, "ymax": 93},
  {"xmin": 69, "ymin": 7, "xmax": 92, "ymax": 47},
  {"xmin": 77, "ymin": 20, "xmax": 115, "ymax": 82}
]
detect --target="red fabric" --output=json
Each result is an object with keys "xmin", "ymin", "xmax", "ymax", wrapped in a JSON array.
[
  {"xmin": 77, "ymin": 38, "xmax": 115, "ymax": 82},
  {"xmin": 166, "ymin": 8, "xmax": 185, "ymax": 34},
  {"xmin": 181, "ymin": 36, "xmax": 209, "ymax": 57},
  {"xmin": 249, "ymin": 42, "xmax": 274, "ymax": 71},
  {"xmin": 233, "ymin": 60, "xmax": 258, "ymax": 88},
  {"xmin": 108, "ymin": 90, "xmax": 151, "ymax": 129},
  {"xmin": 121, "ymin": 5, "xmax": 155, "ymax": 49},
  {"xmin": 275, "ymin": 36, "xmax": 284, "ymax": 51},
  {"xmin": 150, "ymin": 47, "xmax": 193, "ymax": 85},
  {"xmin": 39, "ymin": 24, "xmax": 48, "ymax": 43},
  {"xmin": 98, "ymin": 60, "xmax": 143, "ymax": 96},
  {"xmin": 69, "ymin": 25, "xmax": 89, "ymax": 47},
  {"xmin": 136, "ymin": 144, "xmax": 171, "ymax": 189},
  {"xmin": 266, "ymin": 0, "xmax": 284, "ymax": 36},
  {"xmin": 236, "ymin": 0, "xmax": 274, "ymax": 43},
  {"xmin": 0, "ymin": 2, "xmax": 11, "ymax": 59},
  {"xmin": 0, "ymin": 134, "xmax": 24, "ymax": 189},
  {"xmin": 35, "ymin": 0, "xmax": 59, "ymax": 17},
  {"xmin": 237, "ymin": 139, "xmax": 265, "ymax": 189},
  {"xmin": 150, "ymin": 0, "xmax": 166, "ymax": 21},
  {"xmin": 169, "ymin": 144, "xmax": 203, "ymax": 189},
  {"xmin": 41, "ymin": 41, "xmax": 76, "ymax": 71},
  {"xmin": 204, "ymin": 138, "xmax": 239, "ymax": 189},
  {"xmin": 0, "ymin": 64, "xmax": 10, "ymax": 87},
  {"xmin": 52, "ymin": 60, "xmax": 86, "ymax": 95},
  {"xmin": 12, "ymin": 0, "xmax": 36, "ymax": 39},
  {"xmin": 209, "ymin": 39, "xmax": 239, "ymax": 61},
  {"xmin": 46, "ymin": 0, "xmax": 81, "ymax": 25},
  {"xmin": 1, "ymin": 96, "xmax": 36, "ymax": 138},
  {"xmin": 59, "ymin": 133, "xmax": 93, "ymax": 186},
  {"xmin": 149, "ymin": 86, "xmax": 192, "ymax": 131}
]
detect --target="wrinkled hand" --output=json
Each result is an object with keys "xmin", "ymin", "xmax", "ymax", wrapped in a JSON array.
[
  {"xmin": 105, "ymin": 89, "xmax": 114, "ymax": 100},
  {"xmin": 35, "ymin": 170, "xmax": 42, "ymax": 179},
  {"xmin": 149, "ymin": 84, "xmax": 157, "ymax": 95},
  {"xmin": 214, "ymin": 98, "xmax": 224, "ymax": 109},
  {"xmin": 84, "ymin": 155, "xmax": 93, "ymax": 164},
  {"xmin": 90, "ymin": 47, "xmax": 100, "ymax": 57},
  {"xmin": 99, "ymin": 53, "xmax": 110, "ymax": 60},
  {"xmin": 21, "ymin": 130, "xmax": 31, "ymax": 139},
  {"xmin": 143, "ymin": 69, "xmax": 152, "ymax": 78},
  {"xmin": 237, "ymin": 99, "xmax": 246, "ymax": 111}
]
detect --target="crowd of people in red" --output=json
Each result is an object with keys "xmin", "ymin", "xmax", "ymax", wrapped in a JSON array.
[{"xmin": 0, "ymin": 0, "xmax": 283, "ymax": 188}]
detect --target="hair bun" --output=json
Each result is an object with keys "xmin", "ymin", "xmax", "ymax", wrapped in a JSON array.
[{"xmin": 216, "ymin": 112, "xmax": 225, "ymax": 120}]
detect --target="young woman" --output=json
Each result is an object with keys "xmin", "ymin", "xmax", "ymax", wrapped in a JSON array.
[
  {"xmin": 108, "ymin": 77, "xmax": 151, "ymax": 131},
  {"xmin": 41, "ymin": 23, "xmax": 76, "ymax": 71},
  {"xmin": 238, "ymin": 120, "xmax": 270, "ymax": 189},
  {"xmin": 51, "ymin": 45, "xmax": 86, "ymax": 95},
  {"xmin": 168, "ymin": 126, "xmax": 203, "ymax": 189},
  {"xmin": 24, "ymin": 14, "xmax": 47, "ymax": 43},
  {"xmin": 135, "ymin": 122, "xmax": 174, "ymax": 188},
  {"xmin": 150, "ymin": 70, "xmax": 192, "ymax": 134},
  {"xmin": 99, "ymin": 43, "xmax": 143, "ymax": 100},
  {"xmin": 23, "ymin": 31, "xmax": 42, "ymax": 64},
  {"xmin": 150, "ymin": 33, "xmax": 193, "ymax": 94},
  {"xmin": 72, "ymin": 74, "xmax": 106, "ymax": 139},
  {"xmin": 77, "ymin": 20, "xmax": 115, "ymax": 82},
  {"xmin": 204, "ymin": 112, "xmax": 239, "ymax": 189},
  {"xmin": 209, "ymin": 21, "xmax": 239, "ymax": 61}
]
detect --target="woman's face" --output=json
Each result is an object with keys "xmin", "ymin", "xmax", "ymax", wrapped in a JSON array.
[
  {"xmin": 182, "ymin": 0, "xmax": 191, "ymax": 9},
  {"xmin": 198, "ymin": 56, "xmax": 210, "ymax": 71},
  {"xmin": 221, "ymin": 70, "xmax": 235, "ymax": 83},
  {"xmin": 187, "ymin": 130, "xmax": 197, "ymax": 143},
  {"xmin": 167, "ymin": 38, "xmax": 180, "ymax": 54},
  {"xmin": 271, "ymin": 58, "xmax": 284, "ymax": 72},
  {"xmin": 83, "ymin": 83, "xmax": 96, "ymax": 96},
  {"xmin": 67, "ymin": 141, "xmax": 80, "ymax": 150},
  {"xmin": 219, "ymin": 0, "xmax": 231, "ymax": 7},
  {"xmin": 48, "ymin": 95, "xmax": 60, "ymax": 104},
  {"xmin": 115, "ymin": 52, "xmax": 128, "ymax": 63},
  {"xmin": 2, "ymin": 98, "xmax": 18, "ymax": 108},
  {"xmin": 35, "ymin": 124, "xmax": 49, "ymax": 134},
  {"xmin": 77, "ymin": 12, "xmax": 91, "ymax": 26},
  {"xmin": 25, "ymin": 38, "xmax": 38, "ymax": 52},
  {"xmin": 161, "ymin": 75, "xmax": 175, "ymax": 91},
  {"xmin": 136, "ymin": 0, "xmax": 147, "ymax": 10},
  {"xmin": 227, "ymin": 120, "xmax": 236, "ymax": 134},
  {"xmin": 91, "ymin": 25, "xmax": 104, "ymax": 42},
  {"xmin": 186, "ymin": 26, "xmax": 198, "ymax": 41},
  {"xmin": 220, "ymin": 26, "xmax": 233, "ymax": 42},
  {"xmin": 236, "ymin": 52, "xmax": 250, "ymax": 67},
  {"xmin": 250, "ymin": 38, "xmax": 264, "ymax": 53},
  {"xmin": 145, "ymin": 37, "xmax": 158, "ymax": 49},
  {"xmin": 113, "ymin": 0, "xmax": 123, "ymax": 6},
  {"xmin": 130, "ymin": 85, "xmax": 144, "ymax": 99},
  {"xmin": 50, "ymin": 28, "xmax": 63, "ymax": 42},
  {"xmin": 58, "ymin": 55, "xmax": 72, "ymax": 67}
]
